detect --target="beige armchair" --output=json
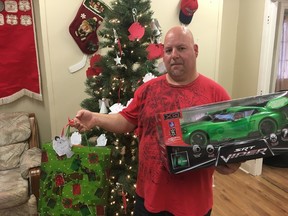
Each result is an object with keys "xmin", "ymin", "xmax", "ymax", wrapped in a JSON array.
[{"xmin": 0, "ymin": 112, "xmax": 42, "ymax": 215}]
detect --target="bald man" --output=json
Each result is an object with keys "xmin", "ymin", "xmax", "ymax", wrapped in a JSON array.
[{"xmin": 72, "ymin": 26, "xmax": 240, "ymax": 216}]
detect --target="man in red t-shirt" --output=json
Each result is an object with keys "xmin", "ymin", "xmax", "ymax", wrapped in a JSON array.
[{"xmin": 72, "ymin": 26, "xmax": 241, "ymax": 216}]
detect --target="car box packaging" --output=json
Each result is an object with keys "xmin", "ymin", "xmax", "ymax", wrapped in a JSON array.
[{"xmin": 156, "ymin": 91, "xmax": 288, "ymax": 174}]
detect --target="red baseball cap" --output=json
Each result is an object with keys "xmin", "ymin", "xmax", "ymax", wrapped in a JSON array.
[{"xmin": 179, "ymin": 0, "xmax": 198, "ymax": 25}]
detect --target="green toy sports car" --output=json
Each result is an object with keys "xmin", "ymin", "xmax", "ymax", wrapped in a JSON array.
[{"xmin": 181, "ymin": 96, "xmax": 288, "ymax": 146}]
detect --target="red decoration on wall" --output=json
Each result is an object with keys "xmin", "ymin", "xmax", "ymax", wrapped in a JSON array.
[{"xmin": 0, "ymin": 0, "xmax": 42, "ymax": 105}]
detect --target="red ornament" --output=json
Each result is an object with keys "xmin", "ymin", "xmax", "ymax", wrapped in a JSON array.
[
  {"xmin": 86, "ymin": 67, "xmax": 101, "ymax": 77},
  {"xmin": 90, "ymin": 54, "xmax": 101, "ymax": 66},
  {"xmin": 146, "ymin": 43, "xmax": 164, "ymax": 60},
  {"xmin": 86, "ymin": 54, "xmax": 102, "ymax": 77},
  {"xmin": 73, "ymin": 183, "xmax": 81, "ymax": 195},
  {"xmin": 128, "ymin": 22, "xmax": 145, "ymax": 41}
]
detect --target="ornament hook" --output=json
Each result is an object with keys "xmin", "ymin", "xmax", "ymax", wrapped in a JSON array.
[
  {"xmin": 113, "ymin": 28, "xmax": 118, "ymax": 44},
  {"xmin": 132, "ymin": 8, "xmax": 138, "ymax": 22}
]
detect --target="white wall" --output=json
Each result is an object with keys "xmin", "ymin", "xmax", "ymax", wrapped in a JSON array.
[
  {"xmin": 218, "ymin": 0, "xmax": 239, "ymax": 93},
  {"xmin": 37, "ymin": 0, "xmax": 89, "ymax": 142},
  {"xmin": 151, "ymin": 0, "xmax": 224, "ymax": 80},
  {"xmin": 233, "ymin": 0, "xmax": 265, "ymax": 99}
]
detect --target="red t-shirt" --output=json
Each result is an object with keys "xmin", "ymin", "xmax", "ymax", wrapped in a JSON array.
[{"xmin": 120, "ymin": 74, "xmax": 230, "ymax": 216}]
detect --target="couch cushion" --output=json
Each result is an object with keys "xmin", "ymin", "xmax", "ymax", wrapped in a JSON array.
[
  {"xmin": 0, "ymin": 142, "xmax": 28, "ymax": 171},
  {"xmin": 20, "ymin": 147, "xmax": 42, "ymax": 178},
  {"xmin": 0, "ymin": 112, "xmax": 31, "ymax": 146},
  {"xmin": 0, "ymin": 168, "xmax": 29, "ymax": 209}
]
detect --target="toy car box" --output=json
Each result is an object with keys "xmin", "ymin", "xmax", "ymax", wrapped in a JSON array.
[{"xmin": 156, "ymin": 91, "xmax": 288, "ymax": 174}]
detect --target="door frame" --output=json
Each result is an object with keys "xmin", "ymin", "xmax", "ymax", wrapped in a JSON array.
[{"xmin": 242, "ymin": 0, "xmax": 279, "ymax": 176}]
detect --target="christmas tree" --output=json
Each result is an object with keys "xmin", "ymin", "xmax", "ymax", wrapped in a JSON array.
[{"xmin": 81, "ymin": 0, "xmax": 163, "ymax": 215}]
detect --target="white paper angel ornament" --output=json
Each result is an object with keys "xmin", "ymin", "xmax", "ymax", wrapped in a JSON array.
[{"xmin": 99, "ymin": 98, "xmax": 110, "ymax": 114}]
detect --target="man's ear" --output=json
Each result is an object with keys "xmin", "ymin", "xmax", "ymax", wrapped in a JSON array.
[{"xmin": 194, "ymin": 44, "xmax": 199, "ymax": 57}]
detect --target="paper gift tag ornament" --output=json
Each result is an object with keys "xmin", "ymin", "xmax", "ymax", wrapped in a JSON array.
[
  {"xmin": 128, "ymin": 8, "xmax": 145, "ymax": 41},
  {"xmin": 146, "ymin": 44, "xmax": 164, "ymax": 60},
  {"xmin": 69, "ymin": 0, "xmax": 109, "ymax": 54},
  {"xmin": 96, "ymin": 134, "xmax": 107, "ymax": 146},
  {"xmin": 143, "ymin": 72, "xmax": 156, "ymax": 83},
  {"xmin": 109, "ymin": 103, "xmax": 125, "ymax": 114},
  {"xmin": 53, "ymin": 136, "xmax": 74, "ymax": 158},
  {"xmin": 70, "ymin": 132, "xmax": 82, "ymax": 145},
  {"xmin": 109, "ymin": 99, "xmax": 133, "ymax": 114},
  {"xmin": 128, "ymin": 22, "xmax": 145, "ymax": 41}
]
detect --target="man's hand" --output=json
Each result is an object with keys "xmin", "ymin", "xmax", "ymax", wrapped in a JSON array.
[
  {"xmin": 215, "ymin": 162, "xmax": 241, "ymax": 175},
  {"xmin": 71, "ymin": 109, "xmax": 136, "ymax": 134},
  {"xmin": 71, "ymin": 110, "xmax": 95, "ymax": 133}
]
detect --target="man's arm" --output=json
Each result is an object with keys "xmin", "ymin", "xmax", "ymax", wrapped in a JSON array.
[{"xmin": 72, "ymin": 109, "xmax": 136, "ymax": 133}]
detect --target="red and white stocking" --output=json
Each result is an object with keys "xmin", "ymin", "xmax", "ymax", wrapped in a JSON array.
[{"xmin": 69, "ymin": 0, "xmax": 109, "ymax": 54}]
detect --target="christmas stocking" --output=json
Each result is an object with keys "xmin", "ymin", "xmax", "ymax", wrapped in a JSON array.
[{"xmin": 69, "ymin": 0, "xmax": 109, "ymax": 54}]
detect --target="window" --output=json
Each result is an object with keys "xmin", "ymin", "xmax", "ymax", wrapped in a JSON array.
[{"xmin": 275, "ymin": 13, "xmax": 288, "ymax": 91}]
